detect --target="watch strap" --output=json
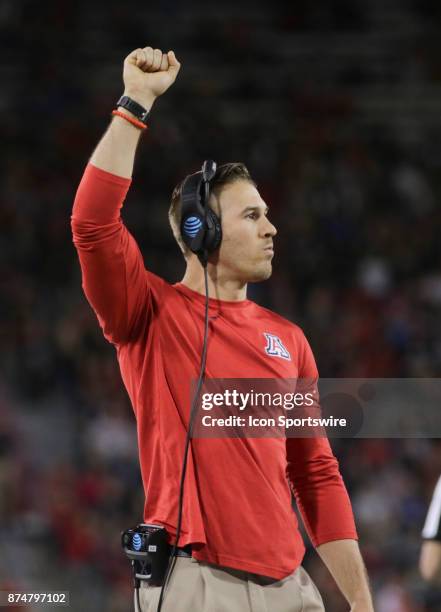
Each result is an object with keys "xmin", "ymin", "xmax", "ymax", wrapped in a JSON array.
[{"xmin": 116, "ymin": 95, "xmax": 149, "ymax": 124}]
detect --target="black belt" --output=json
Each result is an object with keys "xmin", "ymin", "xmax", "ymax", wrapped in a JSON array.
[{"xmin": 174, "ymin": 544, "xmax": 192, "ymax": 558}]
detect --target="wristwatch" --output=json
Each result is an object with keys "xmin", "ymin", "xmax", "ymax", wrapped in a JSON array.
[{"xmin": 116, "ymin": 95, "xmax": 150, "ymax": 125}]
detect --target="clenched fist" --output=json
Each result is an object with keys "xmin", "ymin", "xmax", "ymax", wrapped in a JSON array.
[{"xmin": 122, "ymin": 46, "xmax": 181, "ymax": 110}]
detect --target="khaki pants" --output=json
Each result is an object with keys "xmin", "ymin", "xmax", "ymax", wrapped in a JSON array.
[{"xmin": 134, "ymin": 557, "xmax": 325, "ymax": 612}]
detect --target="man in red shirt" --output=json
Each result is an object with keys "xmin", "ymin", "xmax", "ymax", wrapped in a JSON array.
[{"xmin": 72, "ymin": 45, "xmax": 374, "ymax": 611}]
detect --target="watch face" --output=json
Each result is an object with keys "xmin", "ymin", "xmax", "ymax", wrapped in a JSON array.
[{"xmin": 116, "ymin": 96, "xmax": 148, "ymax": 122}]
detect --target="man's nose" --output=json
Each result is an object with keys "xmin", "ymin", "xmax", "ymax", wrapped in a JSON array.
[{"xmin": 262, "ymin": 217, "xmax": 277, "ymax": 237}]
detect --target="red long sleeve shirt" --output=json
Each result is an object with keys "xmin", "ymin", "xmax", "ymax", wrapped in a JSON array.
[{"xmin": 71, "ymin": 163, "xmax": 357, "ymax": 579}]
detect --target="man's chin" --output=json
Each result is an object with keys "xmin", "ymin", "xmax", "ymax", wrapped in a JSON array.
[{"xmin": 248, "ymin": 264, "xmax": 272, "ymax": 283}]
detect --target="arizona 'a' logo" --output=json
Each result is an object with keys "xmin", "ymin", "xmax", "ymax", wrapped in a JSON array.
[{"xmin": 263, "ymin": 333, "xmax": 291, "ymax": 361}]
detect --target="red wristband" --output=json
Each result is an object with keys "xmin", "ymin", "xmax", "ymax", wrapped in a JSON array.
[{"xmin": 111, "ymin": 109, "xmax": 148, "ymax": 130}]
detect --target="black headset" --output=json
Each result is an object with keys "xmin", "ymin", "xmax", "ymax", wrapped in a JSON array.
[
  {"xmin": 157, "ymin": 161, "xmax": 220, "ymax": 611},
  {"xmin": 180, "ymin": 160, "xmax": 222, "ymax": 266}
]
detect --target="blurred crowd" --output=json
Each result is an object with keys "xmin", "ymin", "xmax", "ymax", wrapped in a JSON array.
[{"xmin": 2, "ymin": 0, "xmax": 441, "ymax": 610}]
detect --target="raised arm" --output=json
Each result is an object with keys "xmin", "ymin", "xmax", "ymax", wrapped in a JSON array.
[
  {"xmin": 71, "ymin": 46, "xmax": 181, "ymax": 345},
  {"xmin": 90, "ymin": 47, "xmax": 181, "ymax": 178}
]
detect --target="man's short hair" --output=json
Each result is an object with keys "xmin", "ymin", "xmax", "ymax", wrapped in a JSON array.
[{"xmin": 168, "ymin": 162, "xmax": 256, "ymax": 257}]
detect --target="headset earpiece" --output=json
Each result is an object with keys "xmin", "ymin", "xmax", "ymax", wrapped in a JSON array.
[
  {"xmin": 204, "ymin": 208, "xmax": 222, "ymax": 252},
  {"xmin": 180, "ymin": 160, "xmax": 222, "ymax": 266}
]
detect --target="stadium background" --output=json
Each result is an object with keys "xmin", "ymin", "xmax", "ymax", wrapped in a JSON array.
[{"xmin": 1, "ymin": 0, "xmax": 441, "ymax": 609}]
